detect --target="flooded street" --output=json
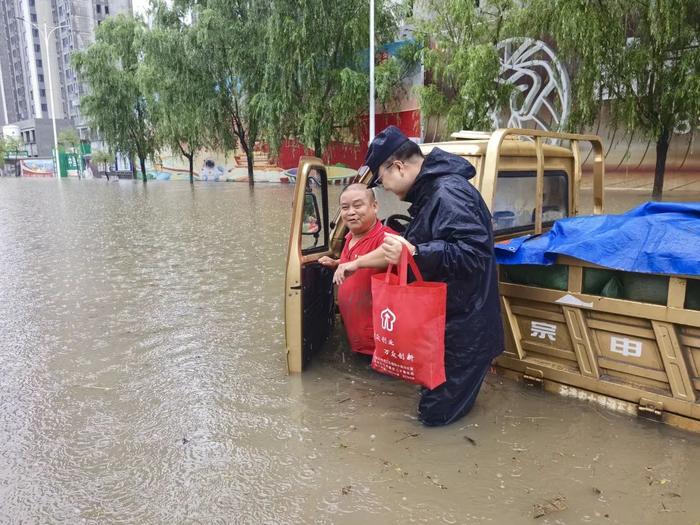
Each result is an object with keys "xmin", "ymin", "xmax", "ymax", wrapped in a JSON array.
[{"xmin": 1, "ymin": 178, "xmax": 699, "ymax": 524}]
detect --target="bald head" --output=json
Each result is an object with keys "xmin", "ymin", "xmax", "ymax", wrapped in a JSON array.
[{"xmin": 340, "ymin": 183, "xmax": 375, "ymax": 203}]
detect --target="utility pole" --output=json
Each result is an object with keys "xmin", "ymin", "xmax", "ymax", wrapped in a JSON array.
[{"xmin": 15, "ymin": 17, "xmax": 69, "ymax": 178}]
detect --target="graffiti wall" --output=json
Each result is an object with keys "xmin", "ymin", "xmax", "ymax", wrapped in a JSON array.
[
  {"xmin": 20, "ymin": 159, "xmax": 55, "ymax": 177},
  {"xmin": 424, "ymin": 37, "xmax": 697, "ymax": 189}
]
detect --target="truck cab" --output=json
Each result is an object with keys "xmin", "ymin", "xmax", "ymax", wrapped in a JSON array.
[{"xmin": 285, "ymin": 129, "xmax": 700, "ymax": 432}]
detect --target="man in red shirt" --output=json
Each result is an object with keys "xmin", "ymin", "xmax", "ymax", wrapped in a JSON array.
[{"xmin": 319, "ymin": 184, "xmax": 395, "ymax": 355}]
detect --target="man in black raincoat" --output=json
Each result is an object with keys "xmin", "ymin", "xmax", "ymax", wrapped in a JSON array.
[{"xmin": 364, "ymin": 126, "xmax": 504, "ymax": 426}]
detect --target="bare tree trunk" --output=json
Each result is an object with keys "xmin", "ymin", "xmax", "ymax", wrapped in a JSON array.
[
  {"xmin": 139, "ymin": 156, "xmax": 147, "ymax": 183},
  {"xmin": 237, "ymin": 135, "xmax": 255, "ymax": 186},
  {"xmin": 314, "ymin": 133, "xmax": 322, "ymax": 158},
  {"xmin": 130, "ymin": 155, "xmax": 137, "ymax": 180},
  {"xmin": 245, "ymin": 148, "xmax": 255, "ymax": 186},
  {"xmin": 652, "ymin": 127, "xmax": 670, "ymax": 201},
  {"xmin": 187, "ymin": 153, "xmax": 194, "ymax": 184}
]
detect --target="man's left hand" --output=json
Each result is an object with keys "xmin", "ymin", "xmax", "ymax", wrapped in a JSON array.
[
  {"xmin": 382, "ymin": 233, "xmax": 416, "ymax": 265},
  {"xmin": 333, "ymin": 260, "xmax": 358, "ymax": 285}
]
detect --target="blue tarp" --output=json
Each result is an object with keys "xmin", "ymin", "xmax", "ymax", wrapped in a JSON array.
[{"xmin": 495, "ymin": 202, "xmax": 700, "ymax": 276}]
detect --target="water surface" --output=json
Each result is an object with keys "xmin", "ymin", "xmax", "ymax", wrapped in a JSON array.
[{"xmin": 0, "ymin": 178, "xmax": 698, "ymax": 524}]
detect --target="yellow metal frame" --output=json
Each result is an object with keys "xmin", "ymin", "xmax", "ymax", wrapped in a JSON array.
[
  {"xmin": 284, "ymin": 157, "xmax": 332, "ymax": 373},
  {"xmin": 480, "ymin": 128, "xmax": 606, "ymax": 230}
]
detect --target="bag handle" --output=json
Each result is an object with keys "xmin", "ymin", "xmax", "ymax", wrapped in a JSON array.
[{"xmin": 385, "ymin": 245, "xmax": 424, "ymax": 285}]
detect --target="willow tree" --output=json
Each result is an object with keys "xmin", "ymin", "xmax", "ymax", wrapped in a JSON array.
[
  {"xmin": 522, "ymin": 0, "xmax": 700, "ymax": 199},
  {"xmin": 141, "ymin": 1, "xmax": 213, "ymax": 184},
  {"xmin": 91, "ymin": 149, "xmax": 113, "ymax": 177},
  {"xmin": 412, "ymin": 0, "xmax": 515, "ymax": 135},
  {"xmin": 2, "ymin": 137, "xmax": 22, "ymax": 176},
  {"xmin": 169, "ymin": 0, "xmax": 269, "ymax": 185},
  {"xmin": 257, "ymin": 0, "xmax": 397, "ymax": 157},
  {"xmin": 57, "ymin": 128, "xmax": 80, "ymax": 151},
  {"xmin": 1, "ymin": 136, "xmax": 22, "ymax": 168},
  {"xmin": 73, "ymin": 15, "xmax": 157, "ymax": 182}
]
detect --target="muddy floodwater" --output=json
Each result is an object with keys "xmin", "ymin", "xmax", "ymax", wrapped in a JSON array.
[{"xmin": 1, "ymin": 178, "xmax": 699, "ymax": 525}]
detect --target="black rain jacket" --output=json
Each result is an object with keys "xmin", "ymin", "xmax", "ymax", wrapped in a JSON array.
[{"xmin": 403, "ymin": 148, "xmax": 504, "ymax": 425}]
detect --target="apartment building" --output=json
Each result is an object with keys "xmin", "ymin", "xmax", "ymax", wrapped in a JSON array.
[{"xmin": 0, "ymin": 0, "xmax": 132, "ymax": 156}]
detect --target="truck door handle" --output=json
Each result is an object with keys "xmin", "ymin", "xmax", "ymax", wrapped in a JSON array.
[{"xmin": 290, "ymin": 285, "xmax": 302, "ymax": 290}]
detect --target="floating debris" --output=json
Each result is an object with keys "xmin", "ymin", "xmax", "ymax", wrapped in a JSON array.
[{"xmin": 533, "ymin": 495, "xmax": 567, "ymax": 519}]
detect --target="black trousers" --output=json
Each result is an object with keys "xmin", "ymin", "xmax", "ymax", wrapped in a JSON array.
[{"xmin": 418, "ymin": 356, "xmax": 492, "ymax": 427}]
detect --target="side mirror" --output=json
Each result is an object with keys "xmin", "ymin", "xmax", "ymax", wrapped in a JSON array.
[{"xmin": 301, "ymin": 191, "xmax": 321, "ymax": 242}]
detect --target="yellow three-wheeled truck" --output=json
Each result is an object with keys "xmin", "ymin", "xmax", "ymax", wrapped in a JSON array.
[{"xmin": 285, "ymin": 129, "xmax": 700, "ymax": 432}]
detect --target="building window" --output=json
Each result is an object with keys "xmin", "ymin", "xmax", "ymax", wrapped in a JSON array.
[
  {"xmin": 105, "ymin": 5, "xmax": 109, "ymax": 14},
  {"xmin": 96, "ymin": 4, "xmax": 101, "ymax": 14},
  {"xmin": 35, "ymin": 44, "xmax": 40, "ymax": 52},
  {"xmin": 38, "ymin": 74, "xmax": 44, "ymax": 82},
  {"xmin": 40, "ymin": 89, "xmax": 45, "ymax": 97},
  {"xmin": 37, "ymin": 59, "xmax": 42, "ymax": 68},
  {"xmin": 41, "ymin": 103, "xmax": 47, "ymax": 112},
  {"xmin": 30, "ymin": 14, "xmax": 37, "ymax": 22},
  {"xmin": 32, "ymin": 28, "xmax": 39, "ymax": 37}
]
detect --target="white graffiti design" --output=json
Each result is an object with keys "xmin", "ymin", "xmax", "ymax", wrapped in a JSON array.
[{"xmin": 493, "ymin": 38, "xmax": 571, "ymax": 134}]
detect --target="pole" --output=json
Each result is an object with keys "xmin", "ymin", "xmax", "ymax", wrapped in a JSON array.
[
  {"xmin": 15, "ymin": 17, "xmax": 68, "ymax": 177},
  {"xmin": 44, "ymin": 23, "xmax": 60, "ymax": 179},
  {"xmin": 369, "ymin": 0, "xmax": 375, "ymax": 143}
]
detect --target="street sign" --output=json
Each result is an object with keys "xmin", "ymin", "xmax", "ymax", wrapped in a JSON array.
[{"xmin": 4, "ymin": 150, "xmax": 29, "ymax": 159}]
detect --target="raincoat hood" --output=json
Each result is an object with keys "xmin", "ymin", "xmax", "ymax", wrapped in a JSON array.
[{"xmin": 406, "ymin": 148, "xmax": 476, "ymax": 208}]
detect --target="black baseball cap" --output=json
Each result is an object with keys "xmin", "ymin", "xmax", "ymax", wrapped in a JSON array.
[{"xmin": 361, "ymin": 126, "xmax": 410, "ymax": 185}]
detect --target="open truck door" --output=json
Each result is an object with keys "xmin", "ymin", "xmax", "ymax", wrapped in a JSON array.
[{"xmin": 285, "ymin": 158, "xmax": 335, "ymax": 373}]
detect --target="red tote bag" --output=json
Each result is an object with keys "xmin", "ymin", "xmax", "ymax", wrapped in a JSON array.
[{"xmin": 371, "ymin": 247, "xmax": 447, "ymax": 389}]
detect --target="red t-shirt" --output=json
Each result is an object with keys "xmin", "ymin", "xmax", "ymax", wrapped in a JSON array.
[{"xmin": 337, "ymin": 220, "xmax": 396, "ymax": 355}]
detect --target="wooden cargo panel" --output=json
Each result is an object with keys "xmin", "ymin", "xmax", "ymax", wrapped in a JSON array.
[{"xmin": 497, "ymin": 278, "xmax": 700, "ymax": 428}]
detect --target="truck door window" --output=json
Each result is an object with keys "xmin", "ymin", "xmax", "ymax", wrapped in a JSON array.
[
  {"xmin": 301, "ymin": 168, "xmax": 329, "ymax": 254},
  {"xmin": 492, "ymin": 170, "xmax": 568, "ymax": 235}
]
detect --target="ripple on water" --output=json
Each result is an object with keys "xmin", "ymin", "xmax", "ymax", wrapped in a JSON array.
[{"xmin": 2, "ymin": 179, "xmax": 700, "ymax": 524}]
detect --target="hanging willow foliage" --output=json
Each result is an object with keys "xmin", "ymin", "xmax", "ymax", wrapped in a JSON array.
[
  {"xmin": 412, "ymin": 0, "xmax": 516, "ymax": 134},
  {"xmin": 521, "ymin": 0, "xmax": 700, "ymax": 197},
  {"xmin": 73, "ymin": 15, "xmax": 157, "ymax": 182},
  {"xmin": 254, "ymin": 0, "xmax": 398, "ymax": 157}
]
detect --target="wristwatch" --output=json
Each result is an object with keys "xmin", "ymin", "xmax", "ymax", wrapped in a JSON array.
[{"xmin": 410, "ymin": 244, "xmax": 418, "ymax": 257}]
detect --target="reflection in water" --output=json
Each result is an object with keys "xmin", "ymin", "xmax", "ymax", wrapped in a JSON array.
[{"xmin": 0, "ymin": 178, "xmax": 698, "ymax": 524}]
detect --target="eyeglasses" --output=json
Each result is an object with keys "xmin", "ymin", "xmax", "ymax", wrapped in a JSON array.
[
  {"xmin": 357, "ymin": 161, "xmax": 398, "ymax": 186},
  {"xmin": 358, "ymin": 164, "xmax": 384, "ymax": 185}
]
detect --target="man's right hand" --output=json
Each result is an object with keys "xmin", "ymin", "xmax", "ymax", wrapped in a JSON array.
[
  {"xmin": 318, "ymin": 256, "xmax": 339, "ymax": 269},
  {"xmin": 333, "ymin": 260, "xmax": 358, "ymax": 285}
]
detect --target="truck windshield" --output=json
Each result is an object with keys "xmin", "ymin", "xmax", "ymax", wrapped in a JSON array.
[{"xmin": 492, "ymin": 170, "xmax": 568, "ymax": 235}]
